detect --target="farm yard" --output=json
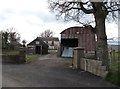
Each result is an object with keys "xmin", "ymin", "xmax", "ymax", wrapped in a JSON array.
[
  {"xmin": 2, "ymin": 42, "xmax": 120, "ymax": 87},
  {"xmin": 2, "ymin": 52, "xmax": 118, "ymax": 87},
  {"xmin": 1, "ymin": 1, "xmax": 120, "ymax": 87}
]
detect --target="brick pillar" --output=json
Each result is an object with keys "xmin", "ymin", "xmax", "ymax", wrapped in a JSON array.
[{"xmin": 72, "ymin": 47, "xmax": 84, "ymax": 69}]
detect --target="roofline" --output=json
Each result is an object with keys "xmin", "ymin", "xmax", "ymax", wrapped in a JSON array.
[
  {"xmin": 60, "ymin": 26, "xmax": 84, "ymax": 34},
  {"xmin": 27, "ymin": 37, "xmax": 48, "ymax": 47},
  {"xmin": 37, "ymin": 37, "xmax": 59, "ymax": 39},
  {"xmin": 37, "ymin": 37, "xmax": 59, "ymax": 41},
  {"xmin": 60, "ymin": 25, "xmax": 95, "ymax": 34}
]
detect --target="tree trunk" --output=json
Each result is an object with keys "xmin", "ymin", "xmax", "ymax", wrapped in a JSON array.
[{"xmin": 94, "ymin": 6, "xmax": 109, "ymax": 70}]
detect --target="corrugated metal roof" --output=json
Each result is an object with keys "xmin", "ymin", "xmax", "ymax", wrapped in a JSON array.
[{"xmin": 60, "ymin": 25, "xmax": 95, "ymax": 34}]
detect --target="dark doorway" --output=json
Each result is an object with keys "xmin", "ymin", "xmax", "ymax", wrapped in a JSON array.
[
  {"xmin": 61, "ymin": 39, "xmax": 78, "ymax": 47},
  {"xmin": 35, "ymin": 46, "xmax": 42, "ymax": 54}
]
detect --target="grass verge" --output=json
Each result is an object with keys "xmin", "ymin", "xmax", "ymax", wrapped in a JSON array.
[
  {"xmin": 106, "ymin": 69, "xmax": 120, "ymax": 86},
  {"xmin": 2, "ymin": 51, "xmax": 19, "ymax": 55},
  {"xmin": 106, "ymin": 52, "xmax": 120, "ymax": 86},
  {"xmin": 26, "ymin": 55, "xmax": 40, "ymax": 63}
]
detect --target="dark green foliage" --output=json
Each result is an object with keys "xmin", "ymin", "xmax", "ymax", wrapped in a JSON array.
[
  {"xmin": 106, "ymin": 69, "xmax": 120, "ymax": 86},
  {"xmin": 106, "ymin": 52, "xmax": 120, "ymax": 86},
  {"xmin": 1, "ymin": 28, "xmax": 21, "ymax": 50}
]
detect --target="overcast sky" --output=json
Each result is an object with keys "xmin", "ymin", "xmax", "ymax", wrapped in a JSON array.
[{"xmin": 0, "ymin": 0, "xmax": 118, "ymax": 43}]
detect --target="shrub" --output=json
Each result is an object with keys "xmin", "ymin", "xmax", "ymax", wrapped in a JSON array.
[{"xmin": 106, "ymin": 69, "xmax": 120, "ymax": 86}]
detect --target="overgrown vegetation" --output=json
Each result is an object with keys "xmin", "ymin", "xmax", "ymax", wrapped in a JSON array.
[
  {"xmin": 106, "ymin": 68, "xmax": 120, "ymax": 86},
  {"xmin": 106, "ymin": 52, "xmax": 120, "ymax": 86}
]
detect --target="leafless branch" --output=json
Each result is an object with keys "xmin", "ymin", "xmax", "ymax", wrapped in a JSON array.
[{"xmin": 48, "ymin": 0, "xmax": 120, "ymax": 25}]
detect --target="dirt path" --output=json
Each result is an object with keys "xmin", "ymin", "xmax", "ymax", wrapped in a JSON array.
[{"xmin": 2, "ymin": 52, "xmax": 118, "ymax": 87}]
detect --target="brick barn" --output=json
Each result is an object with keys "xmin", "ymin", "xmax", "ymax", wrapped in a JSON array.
[{"xmin": 60, "ymin": 25, "xmax": 96, "ymax": 57}]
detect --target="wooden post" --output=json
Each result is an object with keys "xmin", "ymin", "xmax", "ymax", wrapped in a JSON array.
[
  {"xmin": 112, "ymin": 50, "xmax": 115, "ymax": 63},
  {"xmin": 109, "ymin": 51, "xmax": 112, "ymax": 69},
  {"xmin": 41, "ymin": 45, "xmax": 42, "ymax": 55}
]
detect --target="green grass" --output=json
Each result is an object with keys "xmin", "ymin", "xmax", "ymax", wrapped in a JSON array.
[
  {"xmin": 106, "ymin": 69, "xmax": 120, "ymax": 86},
  {"xmin": 115, "ymin": 52, "xmax": 120, "ymax": 59},
  {"xmin": 26, "ymin": 55, "xmax": 40, "ymax": 63},
  {"xmin": 2, "ymin": 51, "xmax": 19, "ymax": 55},
  {"xmin": 106, "ymin": 52, "xmax": 120, "ymax": 86},
  {"xmin": 109, "ymin": 52, "xmax": 120, "ymax": 71},
  {"xmin": 110, "ymin": 63, "xmax": 120, "ymax": 71}
]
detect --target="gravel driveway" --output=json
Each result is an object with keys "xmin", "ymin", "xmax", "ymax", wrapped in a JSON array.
[{"xmin": 2, "ymin": 52, "xmax": 118, "ymax": 87}]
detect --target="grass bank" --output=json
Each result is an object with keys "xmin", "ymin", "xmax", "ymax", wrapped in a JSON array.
[
  {"xmin": 26, "ymin": 55, "xmax": 41, "ymax": 63},
  {"xmin": 106, "ymin": 52, "xmax": 120, "ymax": 86}
]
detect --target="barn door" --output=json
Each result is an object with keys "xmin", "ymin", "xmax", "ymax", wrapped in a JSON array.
[{"xmin": 35, "ymin": 46, "xmax": 42, "ymax": 54}]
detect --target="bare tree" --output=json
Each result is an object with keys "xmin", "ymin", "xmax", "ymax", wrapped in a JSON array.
[
  {"xmin": 39, "ymin": 29, "xmax": 54, "ymax": 37},
  {"xmin": 48, "ymin": 0, "xmax": 120, "ymax": 69}
]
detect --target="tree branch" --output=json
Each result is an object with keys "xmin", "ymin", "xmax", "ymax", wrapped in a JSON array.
[
  {"xmin": 108, "ymin": 9, "xmax": 120, "ymax": 12},
  {"xmin": 79, "ymin": 2, "xmax": 94, "ymax": 14}
]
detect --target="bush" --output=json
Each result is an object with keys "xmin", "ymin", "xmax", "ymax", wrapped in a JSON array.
[{"xmin": 106, "ymin": 70, "xmax": 120, "ymax": 86}]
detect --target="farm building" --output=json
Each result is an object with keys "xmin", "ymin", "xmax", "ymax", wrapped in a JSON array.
[
  {"xmin": 27, "ymin": 37, "xmax": 48, "ymax": 54},
  {"xmin": 60, "ymin": 25, "xmax": 96, "ymax": 57},
  {"xmin": 37, "ymin": 37, "xmax": 59, "ymax": 50}
]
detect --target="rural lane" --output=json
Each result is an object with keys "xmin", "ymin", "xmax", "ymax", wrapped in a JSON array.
[{"xmin": 2, "ymin": 53, "xmax": 118, "ymax": 87}]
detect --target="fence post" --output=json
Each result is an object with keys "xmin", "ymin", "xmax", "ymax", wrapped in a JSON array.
[
  {"xmin": 109, "ymin": 51, "xmax": 112, "ymax": 69},
  {"xmin": 112, "ymin": 50, "xmax": 115, "ymax": 63}
]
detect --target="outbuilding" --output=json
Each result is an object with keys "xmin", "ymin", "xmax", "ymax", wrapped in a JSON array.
[
  {"xmin": 27, "ymin": 37, "xmax": 48, "ymax": 54},
  {"xmin": 38, "ymin": 37, "xmax": 59, "ymax": 50},
  {"xmin": 60, "ymin": 25, "xmax": 96, "ymax": 57}
]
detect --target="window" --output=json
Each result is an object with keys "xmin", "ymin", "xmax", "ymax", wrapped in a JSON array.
[{"xmin": 36, "ymin": 41, "xmax": 39, "ymax": 45}]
